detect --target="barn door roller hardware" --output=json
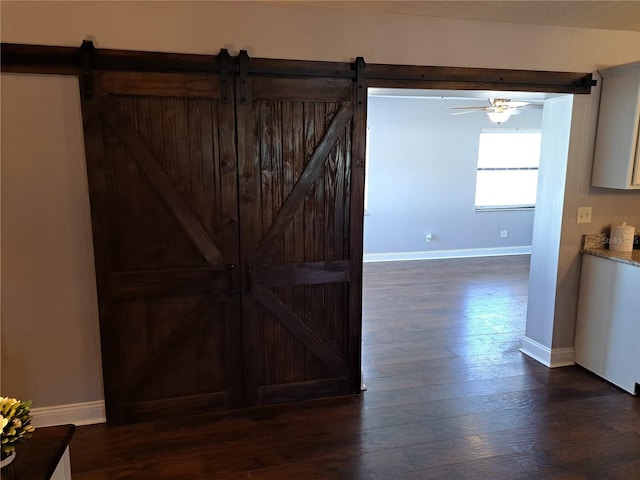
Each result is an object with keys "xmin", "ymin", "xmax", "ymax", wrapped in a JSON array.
[
  {"xmin": 218, "ymin": 48, "xmax": 232, "ymax": 104},
  {"xmin": 80, "ymin": 40, "xmax": 96, "ymax": 100},
  {"xmin": 355, "ymin": 57, "xmax": 366, "ymax": 108},
  {"xmin": 238, "ymin": 50, "xmax": 250, "ymax": 105},
  {"xmin": 1, "ymin": 40, "xmax": 596, "ymax": 95}
]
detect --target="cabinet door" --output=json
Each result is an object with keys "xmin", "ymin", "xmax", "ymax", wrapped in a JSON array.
[
  {"xmin": 575, "ymin": 255, "xmax": 640, "ymax": 394},
  {"xmin": 592, "ymin": 64, "xmax": 640, "ymax": 189},
  {"xmin": 81, "ymin": 71, "xmax": 243, "ymax": 424},
  {"xmin": 236, "ymin": 76, "xmax": 365, "ymax": 405}
]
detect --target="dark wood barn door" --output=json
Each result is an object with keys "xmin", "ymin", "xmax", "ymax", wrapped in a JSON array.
[
  {"xmin": 236, "ymin": 76, "xmax": 363, "ymax": 406},
  {"xmin": 79, "ymin": 53, "xmax": 365, "ymax": 424},
  {"xmin": 81, "ymin": 70, "xmax": 243, "ymax": 424}
]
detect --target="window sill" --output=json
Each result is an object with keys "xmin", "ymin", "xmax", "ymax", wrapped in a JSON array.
[{"xmin": 475, "ymin": 206, "xmax": 535, "ymax": 212}]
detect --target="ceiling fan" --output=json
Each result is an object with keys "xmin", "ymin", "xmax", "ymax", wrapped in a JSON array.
[{"xmin": 450, "ymin": 98, "xmax": 540, "ymax": 125}]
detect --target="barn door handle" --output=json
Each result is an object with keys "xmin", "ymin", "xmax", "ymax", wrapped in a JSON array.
[{"xmin": 227, "ymin": 263, "xmax": 239, "ymax": 295}]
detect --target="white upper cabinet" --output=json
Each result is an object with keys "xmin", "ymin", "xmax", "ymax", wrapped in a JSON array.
[{"xmin": 591, "ymin": 61, "xmax": 640, "ymax": 190}]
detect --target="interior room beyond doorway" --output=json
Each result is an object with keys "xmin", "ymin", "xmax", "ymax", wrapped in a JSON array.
[{"xmin": 362, "ymin": 87, "xmax": 573, "ymax": 381}]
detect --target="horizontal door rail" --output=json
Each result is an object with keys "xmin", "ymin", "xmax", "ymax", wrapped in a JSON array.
[
  {"xmin": 365, "ymin": 63, "xmax": 596, "ymax": 93},
  {"xmin": 1, "ymin": 42, "xmax": 222, "ymax": 75},
  {"xmin": 109, "ymin": 267, "xmax": 230, "ymax": 300},
  {"xmin": 254, "ymin": 261, "xmax": 351, "ymax": 288},
  {"xmin": 2, "ymin": 41, "xmax": 595, "ymax": 94}
]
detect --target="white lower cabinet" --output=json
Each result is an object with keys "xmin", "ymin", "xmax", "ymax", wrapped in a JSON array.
[{"xmin": 575, "ymin": 254, "xmax": 640, "ymax": 394}]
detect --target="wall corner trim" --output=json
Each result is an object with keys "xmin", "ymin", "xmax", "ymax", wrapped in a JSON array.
[
  {"xmin": 520, "ymin": 336, "xmax": 575, "ymax": 368},
  {"xmin": 31, "ymin": 400, "xmax": 106, "ymax": 428}
]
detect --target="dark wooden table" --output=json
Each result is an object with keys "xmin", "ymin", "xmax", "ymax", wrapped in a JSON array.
[{"xmin": 2, "ymin": 424, "xmax": 75, "ymax": 480}]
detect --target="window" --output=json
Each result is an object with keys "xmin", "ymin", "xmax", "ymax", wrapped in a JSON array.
[{"xmin": 475, "ymin": 129, "xmax": 542, "ymax": 209}]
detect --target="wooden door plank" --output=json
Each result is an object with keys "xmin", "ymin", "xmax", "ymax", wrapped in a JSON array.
[
  {"xmin": 258, "ymin": 378, "xmax": 351, "ymax": 404},
  {"xmin": 347, "ymin": 90, "xmax": 367, "ymax": 394},
  {"xmin": 251, "ymin": 77, "xmax": 352, "ymax": 102},
  {"xmin": 80, "ymin": 77, "xmax": 126, "ymax": 423},
  {"xmin": 100, "ymin": 95, "xmax": 224, "ymax": 266},
  {"xmin": 254, "ymin": 103, "xmax": 353, "ymax": 260},
  {"xmin": 279, "ymin": 101, "xmax": 297, "ymax": 382},
  {"xmin": 314, "ymin": 103, "xmax": 329, "ymax": 368},
  {"xmin": 125, "ymin": 392, "xmax": 228, "ymax": 423},
  {"xmin": 329, "ymin": 111, "xmax": 349, "ymax": 364},
  {"xmin": 98, "ymin": 71, "xmax": 219, "ymax": 97},
  {"xmin": 108, "ymin": 267, "xmax": 228, "ymax": 300},
  {"xmin": 255, "ymin": 260, "xmax": 350, "ymax": 288},
  {"xmin": 256, "ymin": 288, "xmax": 348, "ymax": 376},
  {"xmin": 302, "ymin": 103, "xmax": 319, "ymax": 379}
]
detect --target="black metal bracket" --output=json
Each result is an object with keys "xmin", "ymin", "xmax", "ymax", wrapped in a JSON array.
[
  {"xmin": 355, "ymin": 57, "xmax": 366, "ymax": 108},
  {"xmin": 238, "ymin": 50, "xmax": 250, "ymax": 105},
  {"xmin": 80, "ymin": 40, "xmax": 96, "ymax": 100},
  {"xmin": 218, "ymin": 48, "xmax": 231, "ymax": 104}
]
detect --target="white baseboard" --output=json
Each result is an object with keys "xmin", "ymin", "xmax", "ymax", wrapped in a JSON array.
[
  {"xmin": 363, "ymin": 246, "xmax": 532, "ymax": 263},
  {"xmin": 520, "ymin": 336, "xmax": 575, "ymax": 368},
  {"xmin": 31, "ymin": 400, "xmax": 106, "ymax": 427}
]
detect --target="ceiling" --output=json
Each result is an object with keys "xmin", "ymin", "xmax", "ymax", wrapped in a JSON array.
[
  {"xmin": 277, "ymin": 1, "xmax": 640, "ymax": 33},
  {"xmin": 367, "ymin": 88, "xmax": 563, "ymax": 107},
  {"xmin": 368, "ymin": 88, "xmax": 556, "ymax": 101}
]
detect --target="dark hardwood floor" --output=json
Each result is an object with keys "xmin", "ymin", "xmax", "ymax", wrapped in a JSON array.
[{"xmin": 70, "ymin": 255, "xmax": 640, "ymax": 479}]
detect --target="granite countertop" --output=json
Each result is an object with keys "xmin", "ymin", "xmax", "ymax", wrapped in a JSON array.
[{"xmin": 582, "ymin": 233, "xmax": 640, "ymax": 267}]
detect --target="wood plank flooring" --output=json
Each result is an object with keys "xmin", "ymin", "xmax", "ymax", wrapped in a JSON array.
[{"xmin": 69, "ymin": 255, "xmax": 640, "ymax": 479}]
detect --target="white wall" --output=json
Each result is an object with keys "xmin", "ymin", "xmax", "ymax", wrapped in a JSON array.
[
  {"xmin": 365, "ymin": 95, "xmax": 542, "ymax": 256},
  {"xmin": 1, "ymin": 1, "xmax": 639, "ymax": 411},
  {"xmin": 1, "ymin": 74, "xmax": 103, "ymax": 405},
  {"xmin": 525, "ymin": 96, "xmax": 574, "ymax": 359}
]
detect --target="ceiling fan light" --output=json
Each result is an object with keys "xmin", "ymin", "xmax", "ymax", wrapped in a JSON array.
[{"xmin": 487, "ymin": 110, "xmax": 512, "ymax": 125}]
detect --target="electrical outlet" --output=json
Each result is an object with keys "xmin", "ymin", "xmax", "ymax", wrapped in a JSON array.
[
  {"xmin": 577, "ymin": 206, "xmax": 592, "ymax": 224},
  {"xmin": 500, "ymin": 229, "xmax": 508, "ymax": 238},
  {"xmin": 425, "ymin": 233, "xmax": 433, "ymax": 243}
]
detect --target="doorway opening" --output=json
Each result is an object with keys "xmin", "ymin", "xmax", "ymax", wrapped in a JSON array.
[{"xmin": 361, "ymin": 87, "xmax": 574, "ymax": 392}]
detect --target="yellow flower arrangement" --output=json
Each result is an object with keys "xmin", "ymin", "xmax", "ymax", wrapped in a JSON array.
[{"xmin": 0, "ymin": 397, "xmax": 35, "ymax": 459}]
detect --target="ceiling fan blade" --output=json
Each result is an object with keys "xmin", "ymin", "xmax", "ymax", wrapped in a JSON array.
[
  {"xmin": 450, "ymin": 98, "xmax": 543, "ymax": 116},
  {"xmin": 506, "ymin": 101, "xmax": 530, "ymax": 108},
  {"xmin": 450, "ymin": 110, "xmax": 485, "ymax": 115},
  {"xmin": 449, "ymin": 106, "xmax": 492, "ymax": 111}
]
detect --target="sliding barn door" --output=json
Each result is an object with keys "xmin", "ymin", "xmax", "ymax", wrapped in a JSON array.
[
  {"xmin": 80, "ymin": 51, "xmax": 366, "ymax": 424},
  {"xmin": 81, "ymin": 71, "xmax": 242, "ymax": 424},
  {"xmin": 236, "ymin": 75, "xmax": 364, "ymax": 406}
]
